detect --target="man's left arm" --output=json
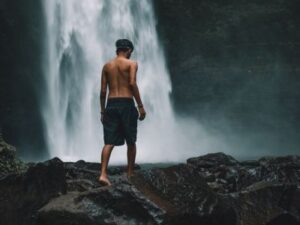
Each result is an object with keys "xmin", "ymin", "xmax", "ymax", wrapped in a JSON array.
[{"xmin": 100, "ymin": 65, "xmax": 107, "ymax": 115}]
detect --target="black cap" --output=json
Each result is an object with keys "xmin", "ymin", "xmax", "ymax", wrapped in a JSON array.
[{"xmin": 115, "ymin": 39, "xmax": 134, "ymax": 52}]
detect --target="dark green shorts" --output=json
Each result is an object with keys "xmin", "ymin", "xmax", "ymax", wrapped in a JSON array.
[{"xmin": 103, "ymin": 97, "xmax": 139, "ymax": 146}]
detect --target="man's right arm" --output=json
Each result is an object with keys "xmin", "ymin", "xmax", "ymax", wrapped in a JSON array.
[
  {"xmin": 129, "ymin": 61, "xmax": 143, "ymax": 106},
  {"xmin": 129, "ymin": 61, "xmax": 146, "ymax": 120}
]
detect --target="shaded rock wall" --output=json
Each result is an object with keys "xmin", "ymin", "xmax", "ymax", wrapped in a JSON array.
[
  {"xmin": 153, "ymin": 0, "xmax": 300, "ymax": 153},
  {"xmin": 0, "ymin": 0, "xmax": 48, "ymax": 160}
]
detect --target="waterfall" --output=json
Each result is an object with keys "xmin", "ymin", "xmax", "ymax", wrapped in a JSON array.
[{"xmin": 41, "ymin": 0, "xmax": 215, "ymax": 163}]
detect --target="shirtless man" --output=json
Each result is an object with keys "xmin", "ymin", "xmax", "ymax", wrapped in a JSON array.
[{"xmin": 99, "ymin": 39, "xmax": 146, "ymax": 186}]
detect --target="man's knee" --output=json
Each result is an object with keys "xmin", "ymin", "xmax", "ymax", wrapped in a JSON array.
[
  {"xmin": 127, "ymin": 142, "xmax": 136, "ymax": 148},
  {"xmin": 104, "ymin": 144, "xmax": 115, "ymax": 148}
]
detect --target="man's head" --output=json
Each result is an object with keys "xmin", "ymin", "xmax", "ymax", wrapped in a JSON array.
[{"xmin": 115, "ymin": 39, "xmax": 134, "ymax": 58}]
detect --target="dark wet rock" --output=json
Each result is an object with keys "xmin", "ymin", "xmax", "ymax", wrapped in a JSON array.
[
  {"xmin": 36, "ymin": 176, "xmax": 165, "ymax": 225},
  {"xmin": 0, "ymin": 157, "xmax": 66, "ymax": 225},
  {"xmin": 0, "ymin": 139, "xmax": 27, "ymax": 177},
  {"xmin": 240, "ymin": 160, "xmax": 260, "ymax": 167},
  {"xmin": 229, "ymin": 182, "xmax": 300, "ymax": 225},
  {"xmin": 182, "ymin": 152, "xmax": 300, "ymax": 225},
  {"xmin": 187, "ymin": 152, "xmax": 240, "ymax": 169},
  {"xmin": 266, "ymin": 213, "xmax": 300, "ymax": 225},
  {"xmin": 1, "ymin": 150, "xmax": 300, "ymax": 225},
  {"xmin": 257, "ymin": 155, "xmax": 300, "ymax": 183},
  {"xmin": 186, "ymin": 152, "xmax": 243, "ymax": 193},
  {"xmin": 185, "ymin": 152, "xmax": 300, "ymax": 194},
  {"xmin": 64, "ymin": 161, "xmax": 102, "ymax": 192},
  {"xmin": 130, "ymin": 163, "xmax": 237, "ymax": 225},
  {"xmin": 64, "ymin": 160, "xmax": 141, "ymax": 192}
]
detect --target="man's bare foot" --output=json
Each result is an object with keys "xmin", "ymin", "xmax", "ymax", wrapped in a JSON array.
[{"xmin": 98, "ymin": 176, "xmax": 112, "ymax": 186}]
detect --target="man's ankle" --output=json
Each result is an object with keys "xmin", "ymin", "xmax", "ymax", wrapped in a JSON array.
[{"xmin": 100, "ymin": 174, "xmax": 108, "ymax": 178}]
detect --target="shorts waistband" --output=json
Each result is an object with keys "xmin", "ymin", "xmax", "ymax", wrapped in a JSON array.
[{"xmin": 106, "ymin": 97, "xmax": 135, "ymax": 107}]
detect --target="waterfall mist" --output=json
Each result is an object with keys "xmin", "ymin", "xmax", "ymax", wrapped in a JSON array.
[{"xmin": 41, "ymin": 0, "xmax": 222, "ymax": 164}]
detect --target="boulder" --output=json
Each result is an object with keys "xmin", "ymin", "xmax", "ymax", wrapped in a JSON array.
[
  {"xmin": 186, "ymin": 152, "xmax": 240, "ymax": 168},
  {"xmin": 130, "ymin": 163, "xmax": 236, "ymax": 225},
  {"xmin": 229, "ymin": 182, "xmax": 300, "ymax": 225},
  {"xmin": 36, "ymin": 175, "xmax": 165, "ymax": 225},
  {"xmin": 0, "ymin": 157, "xmax": 67, "ymax": 225},
  {"xmin": 185, "ymin": 152, "xmax": 300, "ymax": 194},
  {"xmin": 64, "ymin": 160, "xmax": 141, "ymax": 192}
]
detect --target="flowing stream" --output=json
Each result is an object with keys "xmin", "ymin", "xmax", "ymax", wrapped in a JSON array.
[{"xmin": 41, "ymin": 0, "xmax": 214, "ymax": 163}]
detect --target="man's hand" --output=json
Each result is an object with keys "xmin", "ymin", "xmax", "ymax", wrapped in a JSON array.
[{"xmin": 138, "ymin": 107, "xmax": 146, "ymax": 121}]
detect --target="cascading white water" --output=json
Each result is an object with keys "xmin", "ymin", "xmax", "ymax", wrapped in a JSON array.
[{"xmin": 41, "ymin": 0, "xmax": 219, "ymax": 163}]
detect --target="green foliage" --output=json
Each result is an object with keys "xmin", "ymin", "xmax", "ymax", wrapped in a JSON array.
[{"xmin": 0, "ymin": 140, "xmax": 28, "ymax": 176}]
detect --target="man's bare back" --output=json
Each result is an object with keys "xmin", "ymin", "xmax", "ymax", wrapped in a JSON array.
[
  {"xmin": 104, "ymin": 57, "xmax": 136, "ymax": 99},
  {"xmin": 100, "ymin": 52, "xmax": 146, "ymax": 121}
]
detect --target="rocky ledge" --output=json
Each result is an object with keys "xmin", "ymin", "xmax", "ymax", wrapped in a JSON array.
[{"xmin": 0, "ymin": 139, "xmax": 299, "ymax": 225}]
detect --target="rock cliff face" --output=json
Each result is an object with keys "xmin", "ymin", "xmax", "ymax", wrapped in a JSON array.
[
  {"xmin": 0, "ymin": 140, "xmax": 299, "ymax": 225},
  {"xmin": 153, "ymin": 0, "xmax": 300, "ymax": 153},
  {"xmin": 0, "ymin": 0, "xmax": 47, "ymax": 160}
]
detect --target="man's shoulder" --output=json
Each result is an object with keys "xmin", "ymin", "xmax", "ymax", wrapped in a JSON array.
[
  {"xmin": 127, "ymin": 59, "xmax": 138, "ymax": 67},
  {"xmin": 104, "ymin": 58, "xmax": 137, "ymax": 69},
  {"xmin": 120, "ymin": 58, "xmax": 137, "ymax": 65},
  {"xmin": 102, "ymin": 60, "xmax": 115, "ymax": 70},
  {"xmin": 104, "ymin": 60, "xmax": 114, "ymax": 66},
  {"xmin": 117, "ymin": 59, "xmax": 137, "ymax": 69},
  {"xmin": 102, "ymin": 62, "xmax": 110, "ymax": 70}
]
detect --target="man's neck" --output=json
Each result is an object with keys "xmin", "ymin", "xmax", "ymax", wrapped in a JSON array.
[{"xmin": 116, "ymin": 53, "xmax": 128, "ymax": 59}]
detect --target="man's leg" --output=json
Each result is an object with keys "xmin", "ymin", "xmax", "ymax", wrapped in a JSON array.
[
  {"xmin": 127, "ymin": 143, "xmax": 136, "ymax": 178},
  {"xmin": 99, "ymin": 144, "xmax": 114, "ymax": 186}
]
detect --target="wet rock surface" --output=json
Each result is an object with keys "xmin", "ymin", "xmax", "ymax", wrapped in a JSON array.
[
  {"xmin": 37, "ymin": 177, "xmax": 164, "ymax": 225},
  {"xmin": 184, "ymin": 153, "xmax": 300, "ymax": 225},
  {"xmin": 130, "ymin": 163, "xmax": 236, "ymax": 225},
  {"xmin": 0, "ymin": 157, "xmax": 66, "ymax": 225},
  {"xmin": 0, "ymin": 148, "xmax": 299, "ymax": 225},
  {"xmin": 186, "ymin": 152, "xmax": 300, "ymax": 194}
]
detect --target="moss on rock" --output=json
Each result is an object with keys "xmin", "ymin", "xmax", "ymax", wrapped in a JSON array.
[{"xmin": 0, "ymin": 139, "xmax": 28, "ymax": 176}]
